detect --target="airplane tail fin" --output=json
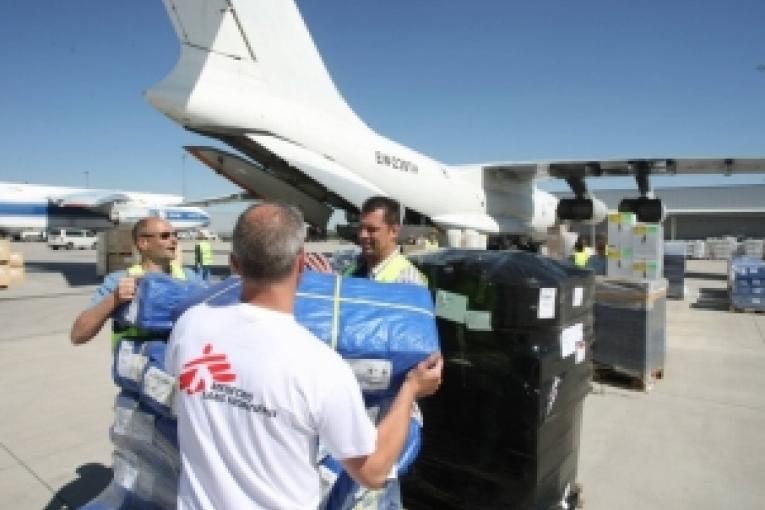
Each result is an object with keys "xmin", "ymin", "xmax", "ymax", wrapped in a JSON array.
[{"xmin": 147, "ymin": 0, "xmax": 362, "ymax": 128}]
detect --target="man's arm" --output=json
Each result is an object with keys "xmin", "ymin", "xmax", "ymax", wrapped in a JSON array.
[
  {"xmin": 341, "ymin": 352, "xmax": 443, "ymax": 489},
  {"xmin": 70, "ymin": 277, "xmax": 136, "ymax": 345}
]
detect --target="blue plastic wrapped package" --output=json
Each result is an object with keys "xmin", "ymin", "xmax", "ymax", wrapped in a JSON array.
[
  {"xmin": 170, "ymin": 271, "xmax": 439, "ymax": 510},
  {"xmin": 109, "ymin": 392, "xmax": 180, "ymax": 475},
  {"xmin": 175, "ymin": 272, "xmax": 440, "ymax": 402},
  {"xmin": 295, "ymin": 271, "xmax": 439, "ymax": 401},
  {"xmin": 115, "ymin": 273, "xmax": 205, "ymax": 334}
]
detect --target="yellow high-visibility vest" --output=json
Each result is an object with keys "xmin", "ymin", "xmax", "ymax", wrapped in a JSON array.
[
  {"xmin": 196, "ymin": 240, "xmax": 213, "ymax": 265},
  {"xmin": 375, "ymin": 253, "xmax": 427, "ymax": 285},
  {"xmin": 572, "ymin": 251, "xmax": 590, "ymax": 268}
]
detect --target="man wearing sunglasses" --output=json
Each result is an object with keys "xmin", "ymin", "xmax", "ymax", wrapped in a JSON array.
[{"xmin": 70, "ymin": 217, "xmax": 202, "ymax": 347}]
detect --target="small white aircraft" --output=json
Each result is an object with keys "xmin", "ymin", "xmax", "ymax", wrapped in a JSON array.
[
  {"xmin": 145, "ymin": 0, "xmax": 765, "ymax": 239},
  {"xmin": 0, "ymin": 182, "xmax": 210, "ymax": 237}
]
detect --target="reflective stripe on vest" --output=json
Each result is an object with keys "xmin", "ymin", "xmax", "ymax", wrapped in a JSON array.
[
  {"xmin": 196, "ymin": 240, "xmax": 213, "ymax": 265},
  {"xmin": 375, "ymin": 253, "xmax": 426, "ymax": 284},
  {"xmin": 111, "ymin": 263, "xmax": 187, "ymax": 350}
]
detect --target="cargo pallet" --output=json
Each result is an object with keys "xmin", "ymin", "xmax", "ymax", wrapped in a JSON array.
[{"xmin": 593, "ymin": 363, "xmax": 664, "ymax": 392}]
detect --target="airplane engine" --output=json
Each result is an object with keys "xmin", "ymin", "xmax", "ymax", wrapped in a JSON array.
[
  {"xmin": 618, "ymin": 198, "xmax": 666, "ymax": 223},
  {"xmin": 556, "ymin": 197, "xmax": 608, "ymax": 225}
]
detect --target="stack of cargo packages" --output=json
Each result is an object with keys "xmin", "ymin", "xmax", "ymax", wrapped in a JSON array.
[
  {"xmin": 592, "ymin": 279, "xmax": 667, "ymax": 384},
  {"xmin": 706, "ymin": 237, "xmax": 737, "ymax": 260},
  {"xmin": 0, "ymin": 240, "xmax": 25, "ymax": 288},
  {"xmin": 663, "ymin": 242, "xmax": 686, "ymax": 299},
  {"xmin": 728, "ymin": 257, "xmax": 765, "ymax": 312},
  {"xmin": 403, "ymin": 249, "xmax": 593, "ymax": 510},
  {"xmin": 688, "ymin": 240, "xmax": 707, "ymax": 260},
  {"xmin": 741, "ymin": 240, "xmax": 764, "ymax": 259},
  {"xmin": 82, "ymin": 274, "xmax": 205, "ymax": 510},
  {"xmin": 97, "ymin": 229, "xmax": 136, "ymax": 276},
  {"xmin": 606, "ymin": 212, "xmax": 663, "ymax": 279},
  {"xmin": 0, "ymin": 239, "xmax": 9, "ymax": 288},
  {"xmin": 85, "ymin": 271, "xmax": 439, "ymax": 510}
]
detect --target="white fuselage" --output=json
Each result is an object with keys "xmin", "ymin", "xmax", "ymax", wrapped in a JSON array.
[
  {"xmin": 0, "ymin": 182, "xmax": 210, "ymax": 235},
  {"xmin": 146, "ymin": 0, "xmax": 559, "ymax": 235}
]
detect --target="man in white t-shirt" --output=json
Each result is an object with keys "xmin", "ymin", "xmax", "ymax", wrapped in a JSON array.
[{"xmin": 166, "ymin": 202, "xmax": 443, "ymax": 510}]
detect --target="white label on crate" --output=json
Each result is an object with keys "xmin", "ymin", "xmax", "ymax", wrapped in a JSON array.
[
  {"xmin": 575, "ymin": 340, "xmax": 586, "ymax": 364},
  {"xmin": 538, "ymin": 288, "xmax": 556, "ymax": 319},
  {"xmin": 129, "ymin": 354, "xmax": 148, "ymax": 383},
  {"xmin": 573, "ymin": 287, "xmax": 584, "ymax": 307},
  {"xmin": 753, "ymin": 298, "xmax": 761, "ymax": 304},
  {"xmin": 560, "ymin": 323, "xmax": 583, "ymax": 359},
  {"xmin": 435, "ymin": 290, "xmax": 468, "ymax": 323},
  {"xmin": 143, "ymin": 366, "xmax": 176, "ymax": 408},
  {"xmin": 465, "ymin": 310, "xmax": 492, "ymax": 331},
  {"xmin": 347, "ymin": 359, "xmax": 392, "ymax": 391},
  {"xmin": 116, "ymin": 341, "xmax": 134, "ymax": 379}
]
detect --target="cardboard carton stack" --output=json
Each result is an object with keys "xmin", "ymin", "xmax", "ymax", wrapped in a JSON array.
[
  {"xmin": 706, "ymin": 237, "xmax": 737, "ymax": 260},
  {"xmin": 606, "ymin": 212, "xmax": 663, "ymax": 280},
  {"xmin": 741, "ymin": 239, "xmax": 764, "ymax": 259},
  {"xmin": 0, "ymin": 239, "xmax": 25, "ymax": 289},
  {"xmin": 97, "ymin": 229, "xmax": 137, "ymax": 276}
]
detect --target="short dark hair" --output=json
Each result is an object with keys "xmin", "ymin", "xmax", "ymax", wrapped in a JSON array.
[
  {"xmin": 361, "ymin": 196, "xmax": 400, "ymax": 226},
  {"xmin": 232, "ymin": 202, "xmax": 305, "ymax": 283}
]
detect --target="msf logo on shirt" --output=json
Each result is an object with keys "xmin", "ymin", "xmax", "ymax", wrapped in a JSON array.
[{"xmin": 179, "ymin": 344, "xmax": 236, "ymax": 395}]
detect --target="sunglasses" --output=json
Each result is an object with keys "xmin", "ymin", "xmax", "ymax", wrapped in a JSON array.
[{"xmin": 140, "ymin": 231, "xmax": 178, "ymax": 240}]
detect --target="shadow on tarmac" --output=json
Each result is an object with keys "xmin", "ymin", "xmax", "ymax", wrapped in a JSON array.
[
  {"xmin": 690, "ymin": 287, "xmax": 730, "ymax": 311},
  {"xmin": 25, "ymin": 262, "xmax": 102, "ymax": 287},
  {"xmin": 684, "ymin": 270, "xmax": 728, "ymax": 282},
  {"xmin": 43, "ymin": 463, "xmax": 112, "ymax": 509}
]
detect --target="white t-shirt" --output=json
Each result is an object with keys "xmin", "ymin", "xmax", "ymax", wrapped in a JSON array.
[{"xmin": 166, "ymin": 302, "xmax": 377, "ymax": 510}]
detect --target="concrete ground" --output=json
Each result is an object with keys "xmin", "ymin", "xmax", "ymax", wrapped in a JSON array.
[{"xmin": 1, "ymin": 242, "xmax": 764, "ymax": 509}]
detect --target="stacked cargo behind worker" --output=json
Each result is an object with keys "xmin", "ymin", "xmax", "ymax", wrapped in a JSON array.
[{"xmin": 405, "ymin": 249, "xmax": 593, "ymax": 509}]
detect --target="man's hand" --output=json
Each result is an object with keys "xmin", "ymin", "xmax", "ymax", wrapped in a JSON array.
[
  {"xmin": 115, "ymin": 277, "xmax": 137, "ymax": 304},
  {"xmin": 405, "ymin": 352, "xmax": 443, "ymax": 398},
  {"xmin": 304, "ymin": 252, "xmax": 334, "ymax": 274}
]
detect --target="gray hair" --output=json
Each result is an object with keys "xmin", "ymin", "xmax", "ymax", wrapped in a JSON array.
[{"xmin": 232, "ymin": 202, "xmax": 305, "ymax": 282}]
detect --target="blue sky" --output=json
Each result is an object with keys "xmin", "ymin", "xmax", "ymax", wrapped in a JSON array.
[{"xmin": 1, "ymin": 1, "xmax": 763, "ymax": 223}]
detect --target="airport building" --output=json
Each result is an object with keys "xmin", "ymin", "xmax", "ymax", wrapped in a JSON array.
[{"xmin": 550, "ymin": 182, "xmax": 765, "ymax": 239}]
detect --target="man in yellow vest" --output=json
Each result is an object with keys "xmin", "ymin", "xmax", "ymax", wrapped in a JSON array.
[
  {"xmin": 306, "ymin": 196, "xmax": 427, "ymax": 285},
  {"xmin": 570, "ymin": 235, "xmax": 591, "ymax": 268},
  {"xmin": 70, "ymin": 217, "xmax": 202, "ymax": 347},
  {"xmin": 194, "ymin": 231, "xmax": 213, "ymax": 281},
  {"xmin": 305, "ymin": 196, "xmax": 427, "ymax": 508}
]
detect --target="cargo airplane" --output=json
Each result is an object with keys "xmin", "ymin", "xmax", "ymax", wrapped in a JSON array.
[
  {"xmin": 0, "ymin": 181, "xmax": 210, "ymax": 237},
  {"xmin": 145, "ymin": 0, "xmax": 765, "ymax": 239}
]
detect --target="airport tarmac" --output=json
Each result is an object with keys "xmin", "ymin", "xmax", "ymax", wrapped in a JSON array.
[{"xmin": 1, "ymin": 242, "xmax": 764, "ymax": 509}]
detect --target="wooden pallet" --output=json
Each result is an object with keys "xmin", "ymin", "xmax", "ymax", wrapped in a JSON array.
[
  {"xmin": 593, "ymin": 364, "xmax": 664, "ymax": 392},
  {"xmin": 730, "ymin": 306, "xmax": 765, "ymax": 314}
]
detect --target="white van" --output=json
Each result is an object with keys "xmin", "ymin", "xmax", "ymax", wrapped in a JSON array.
[{"xmin": 48, "ymin": 229, "xmax": 98, "ymax": 250}]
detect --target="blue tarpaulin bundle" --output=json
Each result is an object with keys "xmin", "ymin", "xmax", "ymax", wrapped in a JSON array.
[
  {"xmin": 89, "ymin": 270, "xmax": 439, "ymax": 510},
  {"xmin": 113, "ymin": 273, "xmax": 206, "ymax": 334}
]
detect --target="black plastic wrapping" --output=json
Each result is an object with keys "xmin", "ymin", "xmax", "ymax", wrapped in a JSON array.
[
  {"xmin": 592, "ymin": 278, "xmax": 667, "ymax": 378},
  {"xmin": 663, "ymin": 255, "xmax": 685, "ymax": 299},
  {"xmin": 409, "ymin": 250, "xmax": 595, "ymax": 329},
  {"xmin": 403, "ymin": 250, "xmax": 593, "ymax": 510}
]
